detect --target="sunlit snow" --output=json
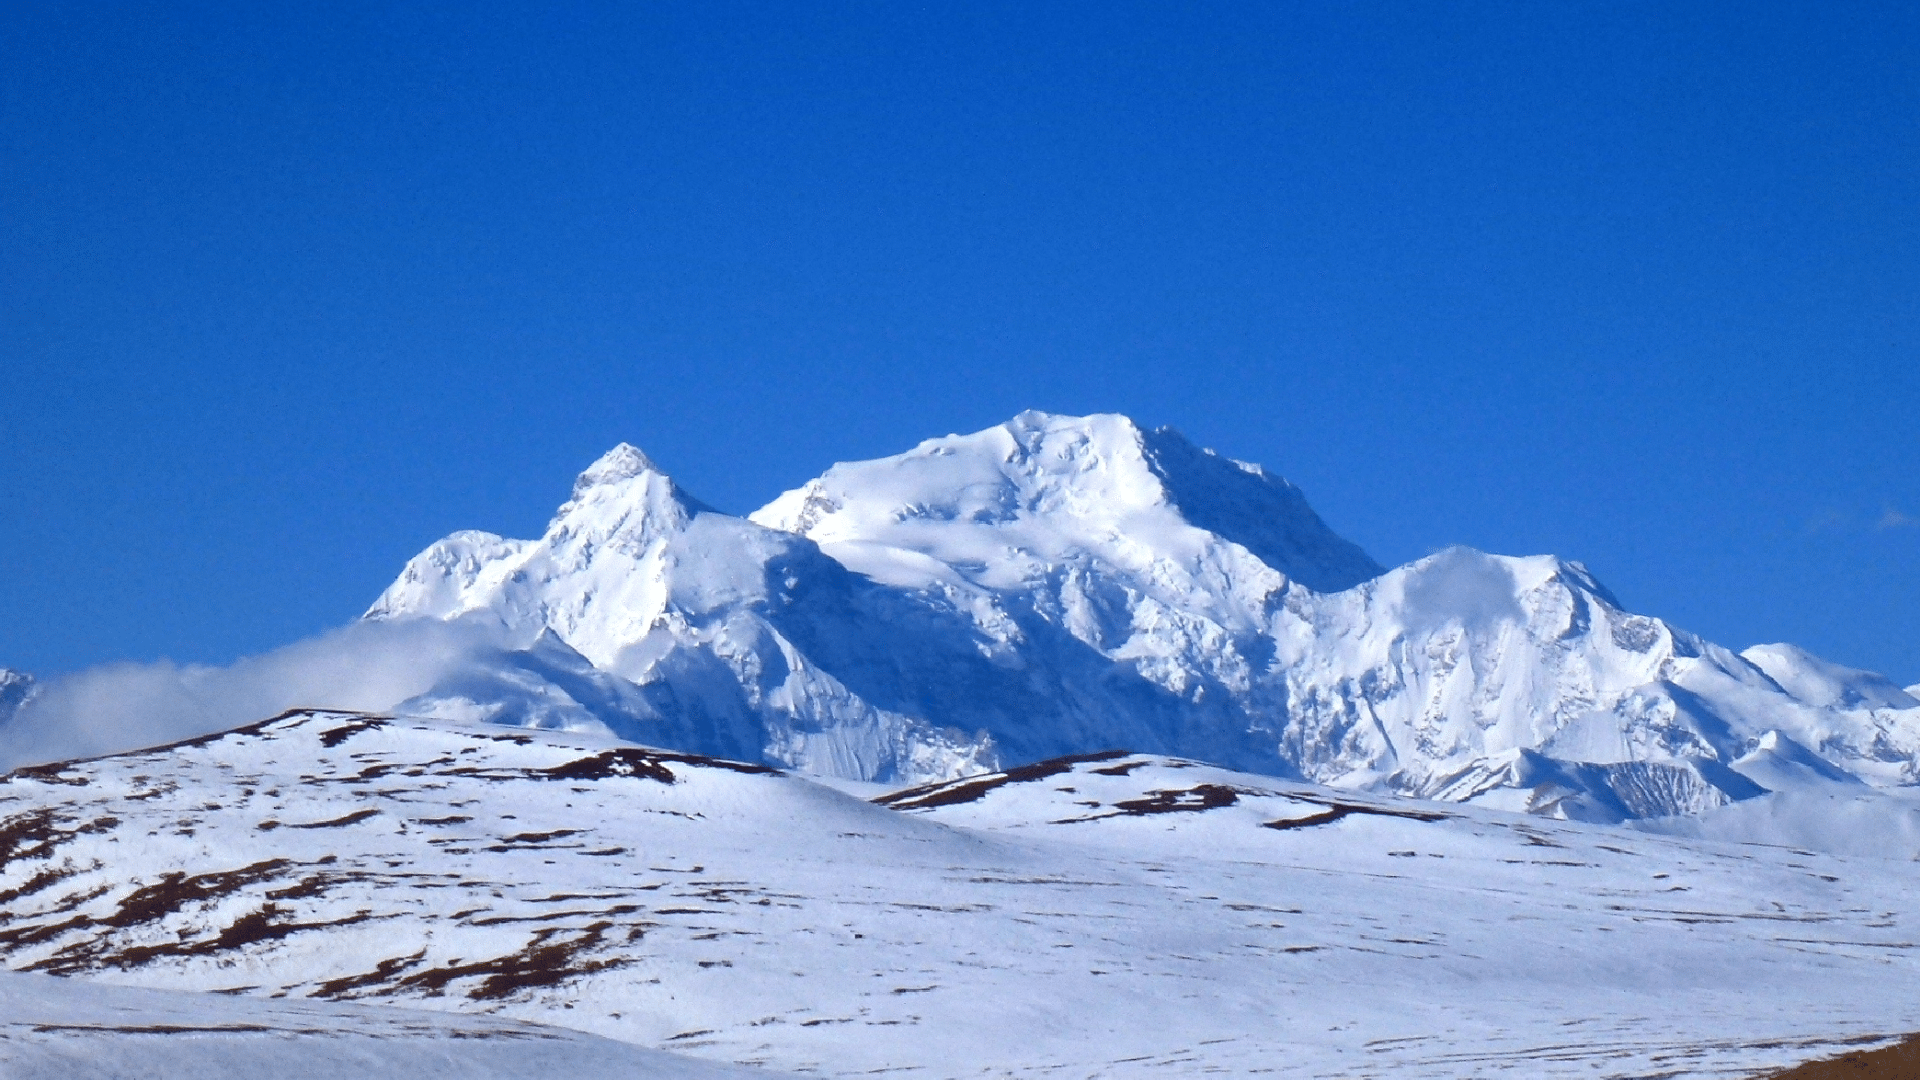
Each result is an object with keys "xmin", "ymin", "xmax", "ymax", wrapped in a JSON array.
[{"xmin": 1, "ymin": 712, "xmax": 1916, "ymax": 1078}]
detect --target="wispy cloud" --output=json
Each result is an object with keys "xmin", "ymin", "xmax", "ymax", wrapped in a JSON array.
[
  {"xmin": 0, "ymin": 617, "xmax": 524, "ymax": 771},
  {"xmin": 1803, "ymin": 505, "xmax": 1920, "ymax": 535}
]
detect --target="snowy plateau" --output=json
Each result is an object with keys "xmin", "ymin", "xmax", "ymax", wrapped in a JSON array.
[{"xmin": 3, "ymin": 410, "xmax": 1920, "ymax": 1078}]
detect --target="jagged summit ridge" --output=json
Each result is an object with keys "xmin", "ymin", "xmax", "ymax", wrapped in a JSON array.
[
  {"xmin": 565, "ymin": 441, "xmax": 714, "ymax": 513},
  {"xmin": 363, "ymin": 411, "xmax": 1920, "ymax": 818}
]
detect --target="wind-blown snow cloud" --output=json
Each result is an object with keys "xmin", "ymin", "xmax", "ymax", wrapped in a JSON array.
[{"xmin": 0, "ymin": 618, "xmax": 516, "ymax": 770}]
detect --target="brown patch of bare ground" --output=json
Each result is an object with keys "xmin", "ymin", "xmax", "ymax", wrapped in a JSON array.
[{"xmin": 1766, "ymin": 1036, "xmax": 1920, "ymax": 1078}]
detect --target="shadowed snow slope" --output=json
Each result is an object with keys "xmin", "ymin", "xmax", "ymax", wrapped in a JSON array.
[
  {"xmin": 2, "ymin": 713, "xmax": 1918, "ymax": 1078},
  {"xmin": 361, "ymin": 411, "xmax": 1920, "ymax": 818}
]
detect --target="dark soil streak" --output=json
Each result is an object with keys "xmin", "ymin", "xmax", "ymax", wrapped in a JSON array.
[
  {"xmin": 437, "ymin": 747, "xmax": 778, "ymax": 786},
  {"xmin": 467, "ymin": 904, "xmax": 641, "ymax": 926},
  {"xmin": 0, "ymin": 809, "xmax": 63, "ymax": 870},
  {"xmin": 386, "ymin": 921, "xmax": 625, "ymax": 1001},
  {"xmin": 314, "ymin": 949, "xmax": 429, "ymax": 997},
  {"xmin": 8, "ymin": 764, "xmax": 90, "ymax": 787},
  {"xmin": 503, "ymin": 829, "xmax": 583, "ymax": 843},
  {"xmin": 265, "ymin": 876, "xmax": 333, "ymax": 901},
  {"xmin": 1110, "ymin": 784, "xmax": 1241, "ymax": 816},
  {"xmin": 536, "ymin": 751, "xmax": 669, "ymax": 784},
  {"xmin": 1044, "ymin": 784, "xmax": 1253, "ymax": 823},
  {"xmin": 0, "ymin": 913, "xmax": 91, "ymax": 949},
  {"xmin": 106, "ymin": 859, "xmax": 293, "ymax": 928},
  {"xmin": 95, "ymin": 907, "xmax": 381, "ymax": 969},
  {"xmin": 1261, "ymin": 799, "xmax": 1450, "ymax": 831},
  {"xmin": 1262, "ymin": 807, "xmax": 1357, "ymax": 831},
  {"xmin": 318, "ymin": 719, "xmax": 389, "ymax": 748},
  {"xmin": 286, "ymin": 809, "xmax": 382, "ymax": 830},
  {"xmin": 0, "ymin": 863, "xmax": 82, "ymax": 906},
  {"xmin": 875, "ymin": 751, "xmax": 1132, "ymax": 810}
]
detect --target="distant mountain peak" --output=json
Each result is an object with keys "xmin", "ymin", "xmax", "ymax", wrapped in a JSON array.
[
  {"xmin": 755, "ymin": 410, "xmax": 1381, "ymax": 594},
  {"xmin": 563, "ymin": 442, "xmax": 713, "ymax": 520},
  {"xmin": 572, "ymin": 442, "xmax": 666, "ymax": 492}
]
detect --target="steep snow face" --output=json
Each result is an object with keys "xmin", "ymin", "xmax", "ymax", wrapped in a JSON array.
[{"xmin": 4, "ymin": 713, "xmax": 1919, "ymax": 1079}]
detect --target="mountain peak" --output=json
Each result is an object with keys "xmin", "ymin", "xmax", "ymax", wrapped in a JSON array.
[
  {"xmin": 573, "ymin": 443, "xmax": 665, "ymax": 494},
  {"xmin": 1001, "ymin": 408, "xmax": 1142, "ymax": 442},
  {"xmin": 562, "ymin": 442, "xmax": 715, "ymax": 521},
  {"xmin": 753, "ymin": 410, "xmax": 1379, "ymax": 595}
]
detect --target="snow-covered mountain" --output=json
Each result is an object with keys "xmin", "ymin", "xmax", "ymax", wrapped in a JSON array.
[
  {"xmin": 3, "ymin": 710, "xmax": 1917, "ymax": 1078},
  {"xmin": 368, "ymin": 411, "xmax": 1920, "ymax": 819},
  {"xmin": 366, "ymin": 444, "xmax": 1003, "ymax": 782}
]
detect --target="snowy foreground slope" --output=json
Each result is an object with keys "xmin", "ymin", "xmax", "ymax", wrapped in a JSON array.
[
  {"xmin": 3, "ymin": 711, "xmax": 1919, "ymax": 1078},
  {"xmin": 0, "ymin": 967, "xmax": 774, "ymax": 1079},
  {"xmin": 367, "ymin": 411, "xmax": 1920, "ymax": 820}
]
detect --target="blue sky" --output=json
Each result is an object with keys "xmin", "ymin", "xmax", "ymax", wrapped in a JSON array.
[{"xmin": 3, "ymin": 2, "xmax": 1917, "ymax": 682}]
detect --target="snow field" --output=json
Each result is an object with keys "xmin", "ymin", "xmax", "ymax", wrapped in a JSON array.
[{"xmin": 0, "ymin": 712, "xmax": 1915, "ymax": 1078}]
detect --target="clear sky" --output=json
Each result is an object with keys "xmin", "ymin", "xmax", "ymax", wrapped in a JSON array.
[{"xmin": 3, "ymin": 2, "xmax": 1917, "ymax": 683}]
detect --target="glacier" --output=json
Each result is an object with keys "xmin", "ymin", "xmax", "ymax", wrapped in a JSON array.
[{"xmin": 336, "ymin": 411, "xmax": 1915, "ymax": 817}]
